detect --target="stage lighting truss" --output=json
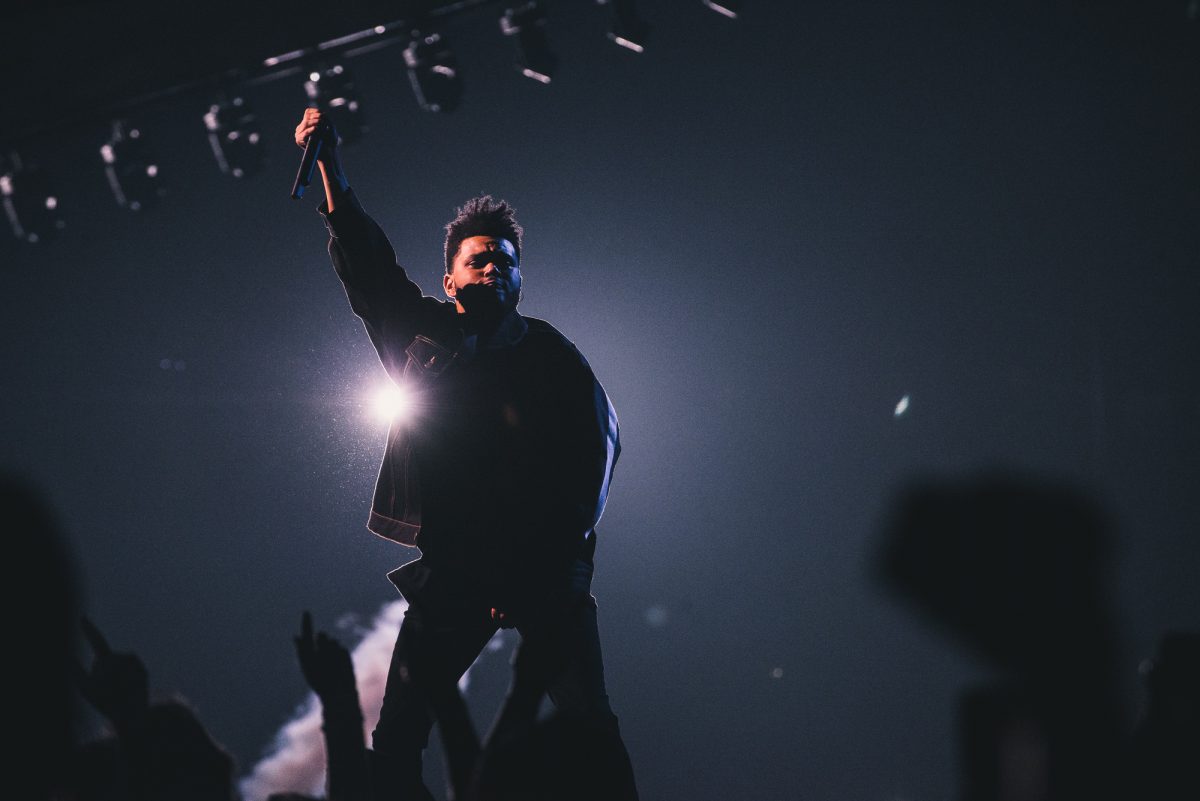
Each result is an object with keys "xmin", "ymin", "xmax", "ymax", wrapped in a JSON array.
[
  {"xmin": 6, "ymin": 2, "xmax": 747, "ymax": 218},
  {"xmin": 1, "ymin": 153, "xmax": 65, "ymax": 243},
  {"xmin": 304, "ymin": 64, "xmax": 367, "ymax": 145},
  {"xmin": 598, "ymin": 0, "xmax": 648, "ymax": 53},
  {"xmin": 203, "ymin": 95, "xmax": 264, "ymax": 179},
  {"xmin": 100, "ymin": 121, "xmax": 164, "ymax": 212},
  {"xmin": 404, "ymin": 32, "xmax": 463, "ymax": 113},
  {"xmin": 500, "ymin": 2, "xmax": 559, "ymax": 84},
  {"xmin": 703, "ymin": 0, "xmax": 741, "ymax": 19}
]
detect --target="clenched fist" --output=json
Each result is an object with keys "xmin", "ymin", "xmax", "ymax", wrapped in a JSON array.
[
  {"xmin": 294, "ymin": 107, "xmax": 337, "ymax": 152},
  {"xmin": 293, "ymin": 107, "xmax": 350, "ymax": 203}
]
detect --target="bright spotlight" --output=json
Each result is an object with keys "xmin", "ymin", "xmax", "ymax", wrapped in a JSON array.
[
  {"xmin": 703, "ymin": 0, "xmax": 741, "ymax": 19},
  {"xmin": 373, "ymin": 383, "xmax": 413, "ymax": 423}
]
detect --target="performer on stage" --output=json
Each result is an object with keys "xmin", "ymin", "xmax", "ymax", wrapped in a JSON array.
[{"xmin": 294, "ymin": 109, "xmax": 636, "ymax": 800}]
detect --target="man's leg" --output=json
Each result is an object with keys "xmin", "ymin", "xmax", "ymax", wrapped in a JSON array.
[
  {"xmin": 371, "ymin": 598, "xmax": 496, "ymax": 801},
  {"xmin": 537, "ymin": 559, "xmax": 639, "ymax": 800}
]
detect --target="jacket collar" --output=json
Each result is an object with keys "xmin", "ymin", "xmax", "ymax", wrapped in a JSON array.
[{"xmin": 458, "ymin": 307, "xmax": 528, "ymax": 357}]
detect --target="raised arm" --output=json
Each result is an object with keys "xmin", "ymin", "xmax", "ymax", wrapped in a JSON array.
[
  {"xmin": 294, "ymin": 109, "xmax": 452, "ymax": 382},
  {"xmin": 542, "ymin": 334, "xmax": 621, "ymax": 547}
]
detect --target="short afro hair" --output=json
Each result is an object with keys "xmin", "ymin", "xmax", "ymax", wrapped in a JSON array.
[{"xmin": 444, "ymin": 195, "xmax": 524, "ymax": 273}]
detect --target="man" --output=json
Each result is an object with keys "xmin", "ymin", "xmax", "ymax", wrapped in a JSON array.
[{"xmin": 294, "ymin": 109, "xmax": 635, "ymax": 800}]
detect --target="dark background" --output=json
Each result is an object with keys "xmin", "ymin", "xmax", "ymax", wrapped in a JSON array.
[{"xmin": 3, "ymin": 1, "xmax": 1198, "ymax": 799}]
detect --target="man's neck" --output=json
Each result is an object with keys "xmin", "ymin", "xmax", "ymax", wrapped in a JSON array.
[
  {"xmin": 459, "ymin": 307, "xmax": 503, "ymax": 337},
  {"xmin": 458, "ymin": 306, "xmax": 526, "ymax": 352}
]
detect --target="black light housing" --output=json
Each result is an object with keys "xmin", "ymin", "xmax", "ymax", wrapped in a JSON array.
[
  {"xmin": 100, "ymin": 121, "xmax": 164, "ymax": 212},
  {"xmin": 404, "ymin": 32, "xmax": 463, "ymax": 113},
  {"xmin": 204, "ymin": 95, "xmax": 264, "ymax": 179},
  {"xmin": 500, "ymin": 2, "xmax": 558, "ymax": 84},
  {"xmin": 304, "ymin": 64, "xmax": 367, "ymax": 145},
  {"xmin": 600, "ymin": 0, "xmax": 648, "ymax": 53},
  {"xmin": 1, "ymin": 153, "xmax": 65, "ymax": 243}
]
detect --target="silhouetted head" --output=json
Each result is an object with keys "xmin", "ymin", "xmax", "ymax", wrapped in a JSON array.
[
  {"xmin": 70, "ymin": 699, "xmax": 237, "ymax": 801},
  {"xmin": 2, "ymin": 476, "xmax": 79, "ymax": 800},
  {"xmin": 877, "ymin": 471, "xmax": 1115, "ymax": 676},
  {"xmin": 141, "ymin": 697, "xmax": 237, "ymax": 801}
]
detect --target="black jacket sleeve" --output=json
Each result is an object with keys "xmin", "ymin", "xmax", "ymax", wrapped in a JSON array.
[
  {"xmin": 540, "ymin": 333, "xmax": 621, "ymax": 545},
  {"xmin": 319, "ymin": 190, "xmax": 451, "ymax": 382}
]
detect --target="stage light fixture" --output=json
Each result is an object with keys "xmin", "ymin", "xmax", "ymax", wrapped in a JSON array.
[
  {"xmin": 500, "ymin": 2, "xmax": 559, "ymax": 84},
  {"xmin": 304, "ymin": 64, "xmax": 367, "ymax": 145},
  {"xmin": 1, "ymin": 153, "xmax": 65, "ymax": 244},
  {"xmin": 100, "ymin": 121, "xmax": 164, "ymax": 212},
  {"xmin": 598, "ymin": 0, "xmax": 648, "ymax": 53},
  {"xmin": 702, "ymin": 0, "xmax": 741, "ymax": 19},
  {"xmin": 204, "ymin": 95, "xmax": 264, "ymax": 179},
  {"xmin": 404, "ymin": 32, "xmax": 463, "ymax": 113}
]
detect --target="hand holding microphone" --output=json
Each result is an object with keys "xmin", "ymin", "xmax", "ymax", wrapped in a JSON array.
[{"xmin": 291, "ymin": 108, "xmax": 344, "ymax": 200}]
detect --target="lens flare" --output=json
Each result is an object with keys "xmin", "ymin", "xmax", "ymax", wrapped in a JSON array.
[{"xmin": 373, "ymin": 383, "xmax": 412, "ymax": 423}]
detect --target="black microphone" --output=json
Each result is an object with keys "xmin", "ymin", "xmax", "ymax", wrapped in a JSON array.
[{"xmin": 290, "ymin": 128, "xmax": 325, "ymax": 200}]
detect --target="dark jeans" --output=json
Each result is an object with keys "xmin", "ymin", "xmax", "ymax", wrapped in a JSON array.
[{"xmin": 373, "ymin": 557, "xmax": 618, "ymax": 757}]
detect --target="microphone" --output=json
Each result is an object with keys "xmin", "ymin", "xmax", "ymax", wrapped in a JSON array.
[{"xmin": 290, "ymin": 126, "xmax": 326, "ymax": 200}]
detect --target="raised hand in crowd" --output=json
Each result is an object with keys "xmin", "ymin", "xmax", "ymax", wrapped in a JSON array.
[
  {"xmin": 293, "ymin": 612, "xmax": 369, "ymax": 801},
  {"xmin": 76, "ymin": 615, "xmax": 149, "ymax": 733},
  {"xmin": 74, "ymin": 618, "xmax": 236, "ymax": 801},
  {"xmin": 295, "ymin": 611, "xmax": 359, "ymax": 706}
]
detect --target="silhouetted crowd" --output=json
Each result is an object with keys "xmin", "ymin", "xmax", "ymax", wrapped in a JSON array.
[{"xmin": 7, "ymin": 472, "xmax": 1198, "ymax": 801}]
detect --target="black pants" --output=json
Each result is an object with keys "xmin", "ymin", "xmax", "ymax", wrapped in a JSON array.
[{"xmin": 373, "ymin": 557, "xmax": 618, "ymax": 756}]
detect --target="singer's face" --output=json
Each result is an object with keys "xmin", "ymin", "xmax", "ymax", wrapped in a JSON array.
[{"xmin": 443, "ymin": 236, "xmax": 521, "ymax": 312}]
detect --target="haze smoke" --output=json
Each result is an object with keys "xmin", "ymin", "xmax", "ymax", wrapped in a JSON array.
[{"xmin": 238, "ymin": 599, "xmax": 407, "ymax": 801}]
